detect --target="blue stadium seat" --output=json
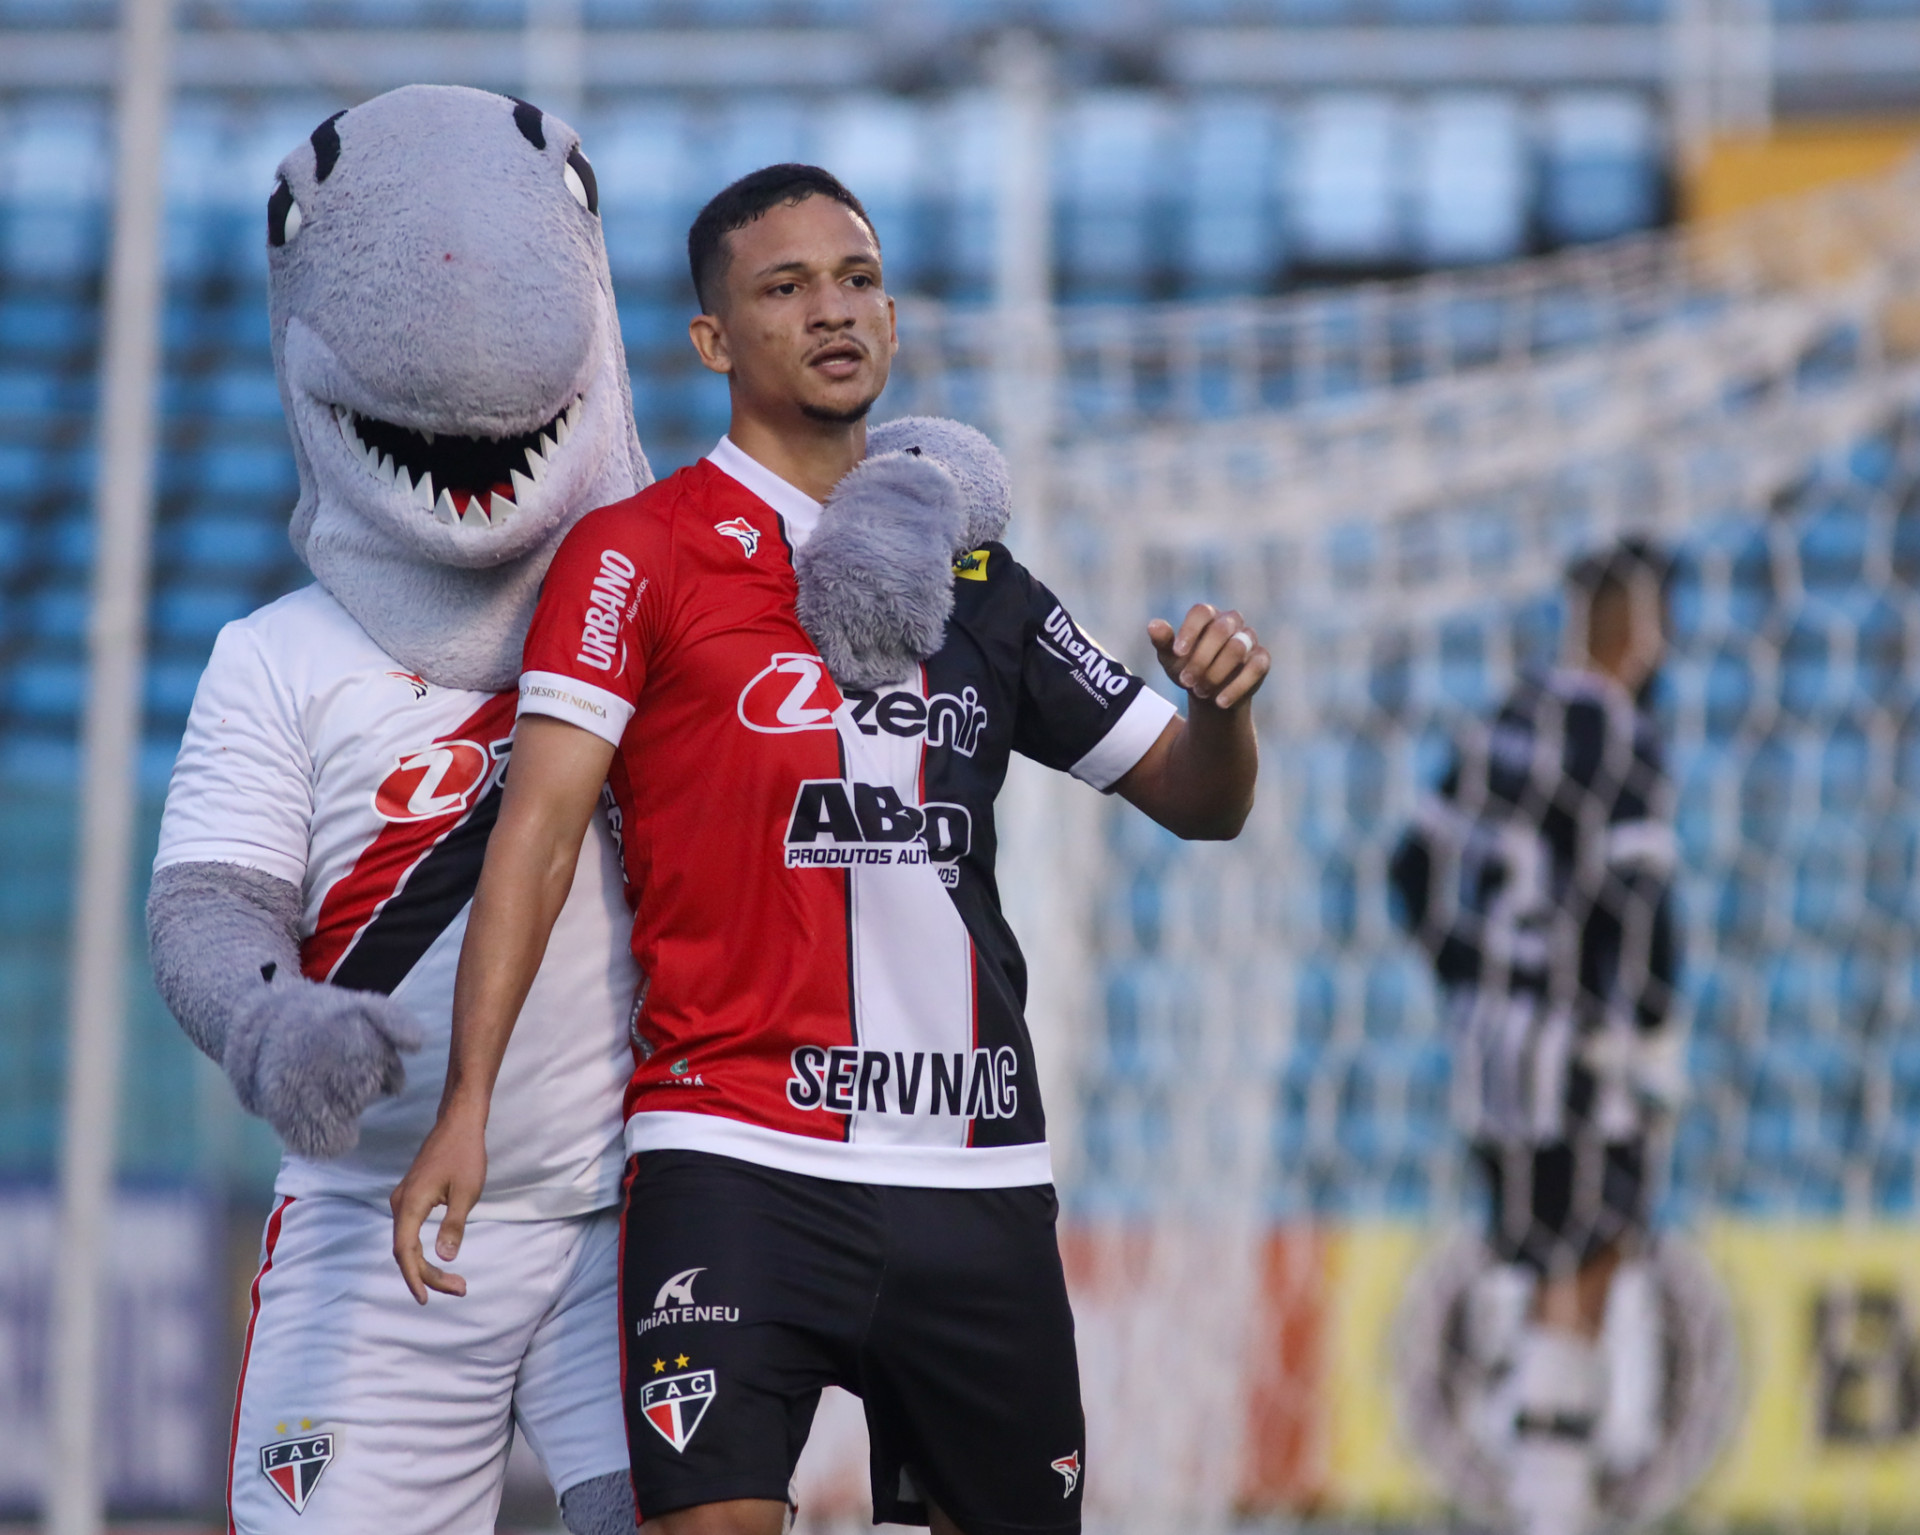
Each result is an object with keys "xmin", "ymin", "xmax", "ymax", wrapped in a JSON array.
[
  {"xmin": 8, "ymin": 659, "xmax": 85, "ymax": 722},
  {"xmin": 0, "ymin": 296, "xmax": 93, "ymax": 353},
  {"xmin": 1702, "ymin": 646, "xmax": 1753, "ymax": 741},
  {"xmin": 165, "ymin": 514, "xmax": 290, "ymax": 575},
  {"xmin": 1539, "ymin": 94, "xmax": 1658, "ymax": 246},
  {"xmin": 1866, "ymin": 817, "xmax": 1915, "ymax": 924},
  {"xmin": 1819, "ymin": 717, "xmax": 1870, "ymax": 813},
  {"xmin": 145, "ymin": 659, "xmax": 208, "ymax": 719},
  {"xmin": 152, "ymin": 585, "xmax": 256, "ymax": 646},
  {"xmin": 0, "ymin": 444, "xmax": 39, "ymax": 500},
  {"xmin": 1179, "ymin": 99, "xmax": 1283, "ymax": 296},
  {"xmin": 1799, "ymin": 495, "xmax": 1871, "ymax": 596}
]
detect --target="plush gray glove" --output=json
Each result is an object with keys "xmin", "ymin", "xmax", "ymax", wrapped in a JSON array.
[
  {"xmin": 868, "ymin": 415, "xmax": 1013, "ymax": 551},
  {"xmin": 147, "ymin": 861, "xmax": 422, "ymax": 1159},
  {"xmin": 796, "ymin": 449, "xmax": 966, "ymax": 691},
  {"xmin": 796, "ymin": 416, "xmax": 1017, "ymax": 692}
]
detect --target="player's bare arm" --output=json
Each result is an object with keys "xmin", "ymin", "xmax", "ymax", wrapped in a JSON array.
[
  {"xmin": 390, "ymin": 714, "xmax": 614, "ymax": 1303},
  {"xmin": 1115, "ymin": 602, "xmax": 1270, "ymax": 840}
]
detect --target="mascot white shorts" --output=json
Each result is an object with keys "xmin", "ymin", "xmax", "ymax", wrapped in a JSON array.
[{"xmin": 226, "ymin": 1195, "xmax": 626, "ymax": 1535}]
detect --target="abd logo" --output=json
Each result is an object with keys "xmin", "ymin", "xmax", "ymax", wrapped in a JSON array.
[
  {"xmin": 260, "ymin": 1432, "xmax": 334, "ymax": 1513},
  {"xmin": 640, "ymin": 1369, "xmax": 718, "ymax": 1453}
]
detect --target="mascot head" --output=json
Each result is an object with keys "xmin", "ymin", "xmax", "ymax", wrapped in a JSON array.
[{"xmin": 267, "ymin": 84, "xmax": 648, "ymax": 690}]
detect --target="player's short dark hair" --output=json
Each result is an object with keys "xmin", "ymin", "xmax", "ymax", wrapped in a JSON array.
[
  {"xmin": 1567, "ymin": 535, "xmax": 1671, "ymax": 609},
  {"xmin": 687, "ymin": 163, "xmax": 876, "ymax": 315}
]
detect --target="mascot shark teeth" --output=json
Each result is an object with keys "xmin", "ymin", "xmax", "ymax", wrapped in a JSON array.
[{"xmin": 146, "ymin": 86, "xmax": 645, "ymax": 1535}]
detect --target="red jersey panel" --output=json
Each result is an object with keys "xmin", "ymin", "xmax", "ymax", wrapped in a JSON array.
[{"xmin": 520, "ymin": 452, "xmax": 1174, "ymax": 1187}]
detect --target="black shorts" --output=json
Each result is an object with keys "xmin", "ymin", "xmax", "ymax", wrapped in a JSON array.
[
  {"xmin": 1473, "ymin": 1137, "xmax": 1649, "ymax": 1276},
  {"xmin": 618, "ymin": 1150, "xmax": 1085, "ymax": 1535}
]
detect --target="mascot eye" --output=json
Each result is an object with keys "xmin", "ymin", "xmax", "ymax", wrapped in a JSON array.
[
  {"xmin": 564, "ymin": 146, "xmax": 598, "ymax": 215},
  {"xmin": 267, "ymin": 177, "xmax": 302, "ymax": 247}
]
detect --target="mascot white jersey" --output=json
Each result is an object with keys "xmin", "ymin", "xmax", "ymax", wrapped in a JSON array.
[{"xmin": 146, "ymin": 87, "xmax": 647, "ymax": 1535}]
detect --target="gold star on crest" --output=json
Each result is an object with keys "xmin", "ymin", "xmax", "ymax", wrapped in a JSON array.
[
  {"xmin": 652, "ymin": 1359, "xmax": 666, "ymax": 1374},
  {"xmin": 675, "ymin": 1354, "xmax": 690, "ymax": 1369}
]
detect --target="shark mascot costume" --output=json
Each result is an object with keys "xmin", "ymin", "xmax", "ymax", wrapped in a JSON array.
[{"xmin": 146, "ymin": 87, "xmax": 647, "ymax": 1535}]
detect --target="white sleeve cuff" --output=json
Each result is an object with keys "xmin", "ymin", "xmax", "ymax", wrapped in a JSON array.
[
  {"xmin": 1071, "ymin": 687, "xmax": 1179, "ymax": 791},
  {"xmin": 518, "ymin": 671, "xmax": 634, "ymax": 748}
]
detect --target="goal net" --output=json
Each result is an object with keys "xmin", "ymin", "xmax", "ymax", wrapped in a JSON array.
[{"xmin": 798, "ymin": 162, "xmax": 1920, "ymax": 1532}]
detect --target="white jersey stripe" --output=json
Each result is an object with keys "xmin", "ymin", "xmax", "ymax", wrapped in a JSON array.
[{"xmin": 839, "ymin": 674, "xmax": 977, "ymax": 1151}]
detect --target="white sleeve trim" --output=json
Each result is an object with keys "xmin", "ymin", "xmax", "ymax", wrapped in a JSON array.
[
  {"xmin": 518, "ymin": 670, "xmax": 634, "ymax": 748},
  {"xmin": 1071, "ymin": 686, "xmax": 1179, "ymax": 791}
]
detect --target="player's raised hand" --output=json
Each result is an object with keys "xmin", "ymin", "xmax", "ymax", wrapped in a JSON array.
[
  {"xmin": 1148, "ymin": 603, "xmax": 1270, "ymax": 710},
  {"xmin": 390, "ymin": 1106, "xmax": 488, "ymax": 1304}
]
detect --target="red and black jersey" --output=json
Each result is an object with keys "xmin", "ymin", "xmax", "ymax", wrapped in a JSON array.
[{"xmin": 520, "ymin": 442, "xmax": 1175, "ymax": 1187}]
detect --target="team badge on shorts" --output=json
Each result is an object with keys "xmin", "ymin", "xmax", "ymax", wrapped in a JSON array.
[
  {"xmin": 1050, "ymin": 1451, "xmax": 1081, "ymax": 1496},
  {"xmin": 641, "ymin": 1369, "xmax": 717, "ymax": 1452},
  {"xmin": 260, "ymin": 1433, "xmax": 334, "ymax": 1513}
]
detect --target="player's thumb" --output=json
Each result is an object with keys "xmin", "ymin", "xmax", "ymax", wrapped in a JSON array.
[
  {"xmin": 434, "ymin": 1188, "xmax": 474, "ymax": 1262},
  {"xmin": 1146, "ymin": 617, "xmax": 1176, "ymax": 651}
]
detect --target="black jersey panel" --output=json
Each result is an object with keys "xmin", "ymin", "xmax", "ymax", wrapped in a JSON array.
[
  {"xmin": 1008, "ymin": 562, "xmax": 1152, "ymax": 778},
  {"xmin": 846, "ymin": 543, "xmax": 1157, "ymax": 1152}
]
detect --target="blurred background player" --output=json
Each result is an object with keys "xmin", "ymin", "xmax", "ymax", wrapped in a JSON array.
[{"xmin": 1391, "ymin": 537, "xmax": 1683, "ymax": 1535}]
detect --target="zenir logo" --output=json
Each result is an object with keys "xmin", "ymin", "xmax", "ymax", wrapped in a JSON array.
[{"xmin": 845, "ymin": 685, "xmax": 989, "ymax": 757}]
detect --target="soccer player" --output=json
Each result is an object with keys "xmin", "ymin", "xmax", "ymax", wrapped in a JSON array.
[
  {"xmin": 1390, "ymin": 538, "xmax": 1681, "ymax": 1535},
  {"xmin": 391, "ymin": 163, "xmax": 1268, "ymax": 1535}
]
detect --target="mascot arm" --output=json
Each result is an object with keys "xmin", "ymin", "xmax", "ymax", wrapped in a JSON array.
[{"xmin": 147, "ymin": 861, "xmax": 422, "ymax": 1160}]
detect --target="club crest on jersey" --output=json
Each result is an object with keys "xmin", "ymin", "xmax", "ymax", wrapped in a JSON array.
[
  {"xmin": 738, "ymin": 652, "xmax": 842, "ymax": 734},
  {"xmin": 261, "ymin": 1433, "xmax": 334, "ymax": 1513},
  {"xmin": 371, "ymin": 738, "xmax": 502, "ymax": 822},
  {"xmin": 714, "ymin": 518, "xmax": 760, "ymax": 559},
  {"xmin": 1051, "ymin": 1451, "xmax": 1081, "ymax": 1496},
  {"xmin": 640, "ymin": 1370, "xmax": 717, "ymax": 1453}
]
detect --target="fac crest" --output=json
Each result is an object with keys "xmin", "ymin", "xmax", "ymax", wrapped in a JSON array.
[
  {"xmin": 261, "ymin": 1432, "xmax": 334, "ymax": 1513},
  {"xmin": 714, "ymin": 518, "xmax": 760, "ymax": 559},
  {"xmin": 641, "ymin": 1368, "xmax": 717, "ymax": 1453}
]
